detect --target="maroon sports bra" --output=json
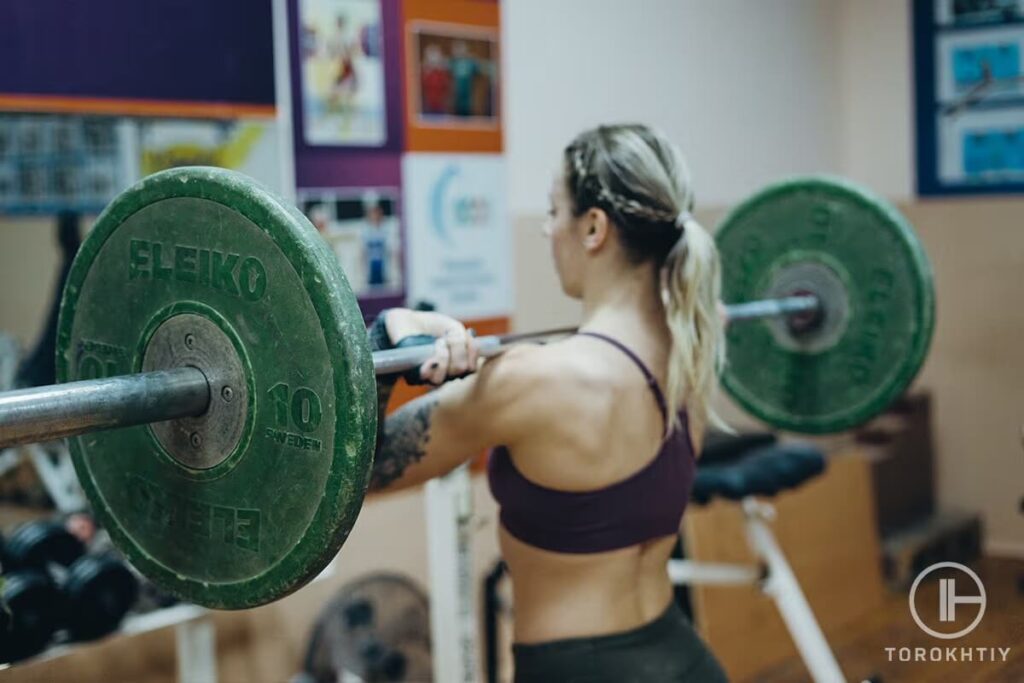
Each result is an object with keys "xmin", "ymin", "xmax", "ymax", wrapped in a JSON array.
[{"xmin": 486, "ymin": 332, "xmax": 696, "ymax": 554}]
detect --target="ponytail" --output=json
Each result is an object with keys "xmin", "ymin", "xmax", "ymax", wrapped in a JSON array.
[
  {"xmin": 564, "ymin": 123, "xmax": 728, "ymax": 442},
  {"xmin": 662, "ymin": 214, "xmax": 727, "ymax": 439}
]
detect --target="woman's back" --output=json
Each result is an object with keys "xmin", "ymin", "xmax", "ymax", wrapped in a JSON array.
[{"xmin": 489, "ymin": 331, "xmax": 698, "ymax": 643}]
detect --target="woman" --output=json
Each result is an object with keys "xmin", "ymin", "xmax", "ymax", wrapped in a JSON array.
[{"xmin": 367, "ymin": 124, "xmax": 729, "ymax": 682}]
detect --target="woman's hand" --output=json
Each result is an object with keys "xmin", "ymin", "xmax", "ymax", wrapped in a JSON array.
[
  {"xmin": 384, "ymin": 308, "xmax": 480, "ymax": 385},
  {"xmin": 718, "ymin": 301, "xmax": 730, "ymax": 328}
]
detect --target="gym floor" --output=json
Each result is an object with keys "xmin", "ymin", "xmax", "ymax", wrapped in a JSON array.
[{"xmin": 758, "ymin": 558, "xmax": 1024, "ymax": 683}]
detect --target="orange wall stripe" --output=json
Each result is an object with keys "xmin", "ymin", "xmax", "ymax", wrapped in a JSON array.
[{"xmin": 0, "ymin": 94, "xmax": 276, "ymax": 120}]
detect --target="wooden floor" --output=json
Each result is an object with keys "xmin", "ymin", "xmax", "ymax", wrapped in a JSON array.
[{"xmin": 754, "ymin": 557, "xmax": 1024, "ymax": 683}]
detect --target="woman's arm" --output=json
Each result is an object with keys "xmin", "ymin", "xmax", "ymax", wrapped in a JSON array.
[
  {"xmin": 368, "ymin": 382, "xmax": 446, "ymax": 491},
  {"xmin": 369, "ymin": 343, "xmax": 543, "ymax": 493}
]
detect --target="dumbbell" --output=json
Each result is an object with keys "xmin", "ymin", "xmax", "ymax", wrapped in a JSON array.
[
  {"xmin": 61, "ymin": 553, "xmax": 140, "ymax": 641},
  {"xmin": 0, "ymin": 520, "xmax": 85, "ymax": 663},
  {"xmin": 4, "ymin": 519, "xmax": 86, "ymax": 570},
  {"xmin": 3, "ymin": 520, "xmax": 138, "ymax": 645},
  {"xmin": 0, "ymin": 569, "xmax": 64, "ymax": 663},
  {"xmin": 0, "ymin": 560, "xmax": 134, "ymax": 664}
]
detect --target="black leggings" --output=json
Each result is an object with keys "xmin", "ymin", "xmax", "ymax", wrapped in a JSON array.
[{"xmin": 512, "ymin": 602, "xmax": 729, "ymax": 682}]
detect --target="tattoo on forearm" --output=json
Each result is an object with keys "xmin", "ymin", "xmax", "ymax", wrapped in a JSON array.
[
  {"xmin": 370, "ymin": 390, "xmax": 438, "ymax": 490},
  {"xmin": 366, "ymin": 314, "xmax": 440, "ymax": 491}
]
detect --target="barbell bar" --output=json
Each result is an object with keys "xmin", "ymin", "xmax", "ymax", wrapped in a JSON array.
[
  {"xmin": 0, "ymin": 368, "xmax": 209, "ymax": 450},
  {"xmin": 0, "ymin": 295, "xmax": 818, "ymax": 450}
]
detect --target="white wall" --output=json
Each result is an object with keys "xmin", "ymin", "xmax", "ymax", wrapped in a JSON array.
[
  {"xmin": 502, "ymin": 0, "xmax": 844, "ymax": 214},
  {"xmin": 0, "ymin": 217, "xmax": 62, "ymax": 348},
  {"xmin": 836, "ymin": 0, "xmax": 915, "ymax": 200},
  {"xmin": 503, "ymin": 0, "xmax": 920, "ymax": 207}
]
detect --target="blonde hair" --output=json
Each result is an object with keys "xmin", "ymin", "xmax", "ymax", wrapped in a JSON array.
[{"xmin": 564, "ymin": 124, "xmax": 726, "ymax": 437}]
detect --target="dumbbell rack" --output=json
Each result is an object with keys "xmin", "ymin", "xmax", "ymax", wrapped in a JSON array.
[
  {"xmin": 0, "ymin": 341, "xmax": 225, "ymax": 681},
  {"xmin": 2, "ymin": 555, "xmax": 344, "ymax": 681},
  {"xmin": 0, "ymin": 337, "xmax": 203, "ymax": 679}
]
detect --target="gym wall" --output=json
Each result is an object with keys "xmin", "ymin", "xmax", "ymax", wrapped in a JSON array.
[{"xmin": 832, "ymin": 0, "xmax": 1023, "ymax": 560}]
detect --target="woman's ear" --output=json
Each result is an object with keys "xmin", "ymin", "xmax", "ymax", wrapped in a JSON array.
[{"xmin": 581, "ymin": 207, "xmax": 610, "ymax": 252}]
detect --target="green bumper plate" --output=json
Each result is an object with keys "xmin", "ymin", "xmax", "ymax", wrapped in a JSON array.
[
  {"xmin": 56, "ymin": 167, "xmax": 376, "ymax": 609},
  {"xmin": 716, "ymin": 177, "xmax": 935, "ymax": 434}
]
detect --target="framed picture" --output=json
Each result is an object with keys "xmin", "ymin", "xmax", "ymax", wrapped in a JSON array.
[
  {"xmin": 409, "ymin": 22, "xmax": 499, "ymax": 130},
  {"xmin": 402, "ymin": 0, "xmax": 502, "ymax": 153},
  {"xmin": 934, "ymin": 0, "xmax": 1024, "ymax": 26}
]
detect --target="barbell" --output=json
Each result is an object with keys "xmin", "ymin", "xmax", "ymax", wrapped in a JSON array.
[
  {"xmin": 0, "ymin": 297, "xmax": 818, "ymax": 450},
  {"xmin": 0, "ymin": 168, "xmax": 934, "ymax": 609}
]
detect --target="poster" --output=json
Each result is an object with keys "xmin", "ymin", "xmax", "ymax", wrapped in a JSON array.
[
  {"xmin": 937, "ymin": 27, "xmax": 1023, "ymax": 104},
  {"xmin": 299, "ymin": 187, "xmax": 403, "ymax": 299},
  {"xmin": 0, "ymin": 114, "xmax": 133, "ymax": 215},
  {"xmin": 402, "ymin": 154, "xmax": 510, "ymax": 318},
  {"xmin": 939, "ymin": 106, "xmax": 1024, "ymax": 182},
  {"xmin": 298, "ymin": 0, "xmax": 387, "ymax": 146},
  {"xmin": 138, "ymin": 119, "xmax": 284, "ymax": 194},
  {"xmin": 915, "ymin": 0, "xmax": 1024, "ymax": 194},
  {"xmin": 935, "ymin": 25, "xmax": 1024, "ymax": 184}
]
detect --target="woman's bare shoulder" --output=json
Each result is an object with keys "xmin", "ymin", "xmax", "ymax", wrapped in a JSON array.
[{"xmin": 483, "ymin": 337, "xmax": 609, "ymax": 390}]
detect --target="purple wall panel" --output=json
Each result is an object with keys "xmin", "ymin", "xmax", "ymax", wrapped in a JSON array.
[{"xmin": 0, "ymin": 0, "xmax": 275, "ymax": 105}]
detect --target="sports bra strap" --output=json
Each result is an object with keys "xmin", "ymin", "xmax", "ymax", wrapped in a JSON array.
[{"xmin": 576, "ymin": 331, "xmax": 668, "ymax": 426}]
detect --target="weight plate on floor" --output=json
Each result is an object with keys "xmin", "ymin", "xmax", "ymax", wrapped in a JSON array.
[
  {"xmin": 56, "ymin": 167, "xmax": 376, "ymax": 608},
  {"xmin": 716, "ymin": 176, "xmax": 934, "ymax": 433}
]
